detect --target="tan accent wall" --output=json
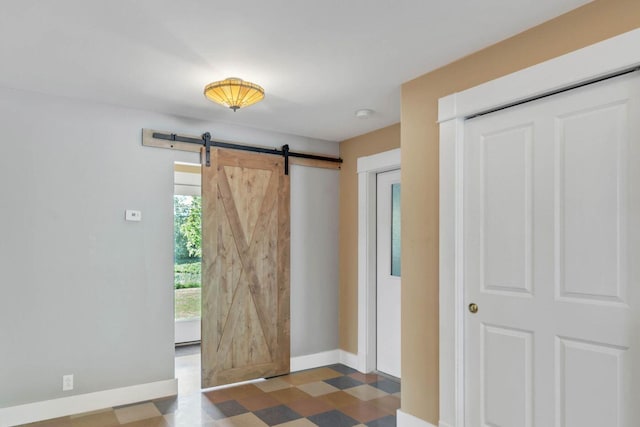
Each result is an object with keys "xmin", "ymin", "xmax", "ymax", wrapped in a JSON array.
[
  {"xmin": 339, "ymin": 124, "xmax": 401, "ymax": 352},
  {"xmin": 400, "ymin": 0, "xmax": 640, "ymax": 423}
]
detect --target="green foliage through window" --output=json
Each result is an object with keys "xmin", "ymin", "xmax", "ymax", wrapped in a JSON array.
[
  {"xmin": 180, "ymin": 196, "xmax": 202, "ymax": 259},
  {"xmin": 174, "ymin": 195, "xmax": 202, "ymax": 290}
]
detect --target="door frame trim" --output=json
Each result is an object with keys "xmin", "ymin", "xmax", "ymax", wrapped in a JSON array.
[
  {"xmin": 357, "ymin": 148, "xmax": 401, "ymax": 373},
  {"xmin": 438, "ymin": 28, "xmax": 640, "ymax": 427}
]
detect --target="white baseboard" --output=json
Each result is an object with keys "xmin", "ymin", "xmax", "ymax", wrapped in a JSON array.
[
  {"xmin": 290, "ymin": 349, "xmax": 340, "ymax": 372},
  {"xmin": 397, "ymin": 409, "xmax": 438, "ymax": 427},
  {"xmin": 439, "ymin": 422, "xmax": 454, "ymax": 427},
  {"xmin": 289, "ymin": 349, "xmax": 360, "ymax": 373},
  {"xmin": 0, "ymin": 379, "xmax": 177, "ymax": 427},
  {"xmin": 339, "ymin": 350, "xmax": 359, "ymax": 371}
]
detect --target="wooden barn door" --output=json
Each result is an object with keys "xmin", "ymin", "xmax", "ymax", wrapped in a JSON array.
[{"xmin": 201, "ymin": 148, "xmax": 290, "ymax": 388}]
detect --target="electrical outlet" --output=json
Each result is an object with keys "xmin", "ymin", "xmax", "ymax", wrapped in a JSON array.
[{"xmin": 62, "ymin": 374, "xmax": 74, "ymax": 391}]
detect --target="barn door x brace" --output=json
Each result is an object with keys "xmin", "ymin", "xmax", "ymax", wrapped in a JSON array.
[{"xmin": 152, "ymin": 131, "xmax": 342, "ymax": 175}]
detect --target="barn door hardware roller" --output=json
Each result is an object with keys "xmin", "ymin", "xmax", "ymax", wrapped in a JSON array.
[{"xmin": 151, "ymin": 131, "xmax": 342, "ymax": 175}]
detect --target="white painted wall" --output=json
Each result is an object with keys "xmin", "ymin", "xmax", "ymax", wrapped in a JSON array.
[
  {"xmin": 0, "ymin": 87, "xmax": 339, "ymax": 408},
  {"xmin": 290, "ymin": 164, "xmax": 339, "ymax": 356}
]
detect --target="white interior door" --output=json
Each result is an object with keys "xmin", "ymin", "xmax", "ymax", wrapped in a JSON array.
[
  {"xmin": 464, "ymin": 72, "xmax": 640, "ymax": 426},
  {"xmin": 376, "ymin": 169, "xmax": 401, "ymax": 378}
]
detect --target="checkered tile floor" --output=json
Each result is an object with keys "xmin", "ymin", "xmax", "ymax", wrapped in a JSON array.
[{"xmin": 22, "ymin": 364, "xmax": 400, "ymax": 427}]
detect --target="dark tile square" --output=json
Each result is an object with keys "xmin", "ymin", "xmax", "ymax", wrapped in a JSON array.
[
  {"xmin": 349, "ymin": 372, "xmax": 381, "ymax": 384},
  {"xmin": 370, "ymin": 379, "xmax": 400, "ymax": 394},
  {"xmin": 324, "ymin": 376, "xmax": 364, "ymax": 390},
  {"xmin": 153, "ymin": 397, "xmax": 179, "ymax": 414},
  {"xmin": 327, "ymin": 364, "xmax": 359, "ymax": 375},
  {"xmin": 253, "ymin": 404, "xmax": 302, "ymax": 426},
  {"xmin": 213, "ymin": 399, "xmax": 248, "ymax": 418},
  {"xmin": 366, "ymin": 414, "xmax": 397, "ymax": 427},
  {"xmin": 308, "ymin": 410, "xmax": 359, "ymax": 427}
]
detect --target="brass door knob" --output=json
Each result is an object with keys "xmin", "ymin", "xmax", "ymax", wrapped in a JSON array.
[{"xmin": 469, "ymin": 303, "xmax": 479, "ymax": 314}]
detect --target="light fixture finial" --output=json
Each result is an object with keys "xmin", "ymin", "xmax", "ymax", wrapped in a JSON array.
[{"xmin": 355, "ymin": 108, "xmax": 374, "ymax": 119}]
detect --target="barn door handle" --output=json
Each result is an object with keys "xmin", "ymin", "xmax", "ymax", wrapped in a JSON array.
[{"xmin": 468, "ymin": 303, "xmax": 479, "ymax": 314}]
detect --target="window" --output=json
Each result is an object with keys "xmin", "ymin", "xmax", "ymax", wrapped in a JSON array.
[{"xmin": 391, "ymin": 183, "xmax": 401, "ymax": 277}]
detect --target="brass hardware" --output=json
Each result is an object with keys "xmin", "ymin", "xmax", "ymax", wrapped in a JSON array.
[{"xmin": 469, "ymin": 303, "xmax": 478, "ymax": 314}]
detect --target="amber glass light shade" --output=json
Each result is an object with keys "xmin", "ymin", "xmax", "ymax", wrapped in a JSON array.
[{"xmin": 203, "ymin": 77, "xmax": 265, "ymax": 111}]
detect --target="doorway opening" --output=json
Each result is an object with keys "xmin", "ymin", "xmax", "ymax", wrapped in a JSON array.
[
  {"xmin": 174, "ymin": 162, "xmax": 202, "ymax": 345},
  {"xmin": 376, "ymin": 169, "xmax": 401, "ymax": 379},
  {"xmin": 357, "ymin": 148, "xmax": 401, "ymax": 377}
]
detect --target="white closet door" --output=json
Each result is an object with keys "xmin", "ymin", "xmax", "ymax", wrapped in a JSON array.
[
  {"xmin": 464, "ymin": 72, "xmax": 640, "ymax": 427},
  {"xmin": 377, "ymin": 169, "xmax": 401, "ymax": 378}
]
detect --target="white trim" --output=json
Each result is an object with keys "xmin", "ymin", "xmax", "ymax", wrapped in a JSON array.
[
  {"xmin": 175, "ymin": 318, "xmax": 201, "ymax": 344},
  {"xmin": 357, "ymin": 148, "xmax": 401, "ymax": 174},
  {"xmin": 174, "ymin": 184, "xmax": 201, "ymax": 196},
  {"xmin": 438, "ymin": 423, "xmax": 454, "ymax": 427},
  {"xmin": 357, "ymin": 148, "xmax": 401, "ymax": 373},
  {"xmin": 0, "ymin": 379, "xmax": 177, "ymax": 427},
  {"xmin": 397, "ymin": 409, "xmax": 438, "ymax": 427},
  {"xmin": 339, "ymin": 350, "xmax": 359, "ymax": 371},
  {"xmin": 290, "ymin": 350, "xmax": 339, "ymax": 372},
  {"xmin": 438, "ymin": 28, "xmax": 640, "ymax": 427}
]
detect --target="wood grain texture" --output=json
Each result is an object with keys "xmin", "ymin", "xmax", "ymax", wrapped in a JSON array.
[
  {"xmin": 201, "ymin": 148, "xmax": 290, "ymax": 388},
  {"xmin": 277, "ymin": 167, "xmax": 291, "ymax": 374}
]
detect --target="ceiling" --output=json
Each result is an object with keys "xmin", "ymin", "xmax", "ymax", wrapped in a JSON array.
[{"xmin": 0, "ymin": 0, "xmax": 592, "ymax": 142}]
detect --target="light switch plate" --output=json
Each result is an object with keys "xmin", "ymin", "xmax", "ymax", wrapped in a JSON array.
[
  {"xmin": 125, "ymin": 210, "xmax": 142, "ymax": 221},
  {"xmin": 62, "ymin": 374, "xmax": 73, "ymax": 391}
]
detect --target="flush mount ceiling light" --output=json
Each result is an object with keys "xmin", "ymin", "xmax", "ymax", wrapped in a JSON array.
[{"xmin": 203, "ymin": 77, "xmax": 265, "ymax": 112}]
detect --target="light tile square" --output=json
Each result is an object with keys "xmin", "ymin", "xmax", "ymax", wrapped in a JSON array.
[
  {"xmin": 296, "ymin": 381, "xmax": 339, "ymax": 397},
  {"xmin": 273, "ymin": 418, "xmax": 318, "ymax": 427},
  {"xmin": 254, "ymin": 378, "xmax": 293, "ymax": 393},
  {"xmin": 343, "ymin": 384, "xmax": 389, "ymax": 401},
  {"xmin": 370, "ymin": 395, "xmax": 401, "ymax": 413},
  {"xmin": 115, "ymin": 402, "xmax": 162, "ymax": 424}
]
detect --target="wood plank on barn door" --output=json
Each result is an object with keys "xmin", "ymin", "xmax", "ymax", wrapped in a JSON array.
[{"xmin": 201, "ymin": 147, "xmax": 290, "ymax": 387}]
